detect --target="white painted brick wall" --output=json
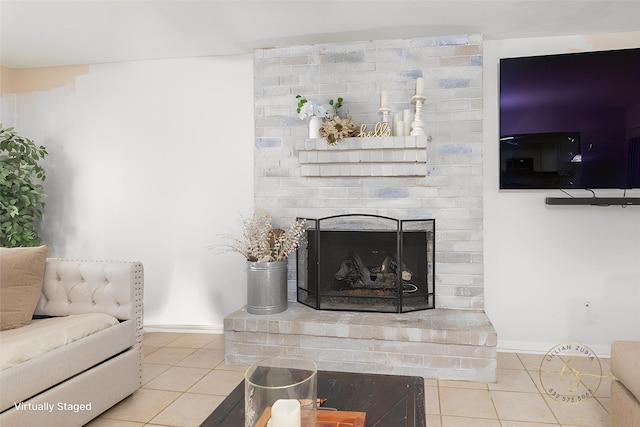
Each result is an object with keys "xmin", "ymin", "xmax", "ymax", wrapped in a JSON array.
[{"xmin": 254, "ymin": 35, "xmax": 484, "ymax": 309}]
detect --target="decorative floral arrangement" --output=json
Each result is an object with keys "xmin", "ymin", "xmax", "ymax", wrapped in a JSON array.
[
  {"xmin": 219, "ymin": 209, "xmax": 306, "ymax": 263},
  {"xmin": 320, "ymin": 116, "xmax": 358, "ymax": 145},
  {"xmin": 296, "ymin": 95, "xmax": 357, "ymax": 144},
  {"xmin": 296, "ymin": 95, "xmax": 343, "ymax": 120}
]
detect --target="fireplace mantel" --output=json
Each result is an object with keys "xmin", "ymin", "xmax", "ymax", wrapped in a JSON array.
[{"xmin": 295, "ymin": 135, "xmax": 428, "ymax": 177}]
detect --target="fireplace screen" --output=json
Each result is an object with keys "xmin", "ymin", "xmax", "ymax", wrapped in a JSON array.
[{"xmin": 297, "ymin": 214, "xmax": 435, "ymax": 313}]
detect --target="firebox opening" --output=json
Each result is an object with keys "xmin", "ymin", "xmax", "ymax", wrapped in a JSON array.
[{"xmin": 297, "ymin": 215, "xmax": 435, "ymax": 313}]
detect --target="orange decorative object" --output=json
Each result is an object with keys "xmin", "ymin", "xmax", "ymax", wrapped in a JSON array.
[
  {"xmin": 316, "ymin": 410, "xmax": 366, "ymax": 427},
  {"xmin": 255, "ymin": 408, "xmax": 366, "ymax": 427}
]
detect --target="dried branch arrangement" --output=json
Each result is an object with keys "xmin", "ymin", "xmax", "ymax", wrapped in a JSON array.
[{"xmin": 219, "ymin": 209, "xmax": 306, "ymax": 262}]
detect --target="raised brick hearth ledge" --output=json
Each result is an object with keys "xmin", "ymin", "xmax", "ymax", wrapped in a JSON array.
[{"xmin": 224, "ymin": 302, "xmax": 497, "ymax": 382}]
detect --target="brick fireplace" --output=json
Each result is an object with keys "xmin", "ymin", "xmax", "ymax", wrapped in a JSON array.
[
  {"xmin": 253, "ymin": 34, "xmax": 484, "ymax": 309},
  {"xmin": 225, "ymin": 34, "xmax": 496, "ymax": 381}
]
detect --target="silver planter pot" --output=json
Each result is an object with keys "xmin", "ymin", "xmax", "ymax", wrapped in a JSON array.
[{"xmin": 246, "ymin": 260, "xmax": 288, "ymax": 315}]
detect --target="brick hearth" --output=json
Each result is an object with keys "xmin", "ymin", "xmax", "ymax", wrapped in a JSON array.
[{"xmin": 224, "ymin": 303, "xmax": 497, "ymax": 382}]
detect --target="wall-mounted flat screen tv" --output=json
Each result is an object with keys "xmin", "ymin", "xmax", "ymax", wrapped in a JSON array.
[{"xmin": 499, "ymin": 48, "xmax": 640, "ymax": 189}]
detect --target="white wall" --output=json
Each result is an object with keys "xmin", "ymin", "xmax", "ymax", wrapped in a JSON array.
[
  {"xmin": 3, "ymin": 56, "xmax": 254, "ymax": 330},
  {"xmin": 0, "ymin": 97, "xmax": 15, "ymax": 126},
  {"xmin": 484, "ymin": 32, "xmax": 640, "ymax": 355}
]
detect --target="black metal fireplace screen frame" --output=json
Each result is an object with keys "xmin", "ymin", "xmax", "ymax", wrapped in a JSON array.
[{"xmin": 296, "ymin": 214, "xmax": 435, "ymax": 313}]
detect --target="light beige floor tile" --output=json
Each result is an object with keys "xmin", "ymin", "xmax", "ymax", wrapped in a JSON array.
[
  {"xmin": 166, "ymin": 333, "xmax": 218, "ymax": 349},
  {"xmin": 142, "ymin": 363, "xmax": 172, "ymax": 385},
  {"xmin": 501, "ymin": 422, "xmax": 560, "ymax": 427},
  {"xmin": 544, "ymin": 394, "xmax": 610, "ymax": 427},
  {"xmin": 149, "ymin": 393, "xmax": 226, "ymax": 427},
  {"xmin": 597, "ymin": 396, "xmax": 610, "ymax": 413},
  {"xmin": 426, "ymin": 414, "xmax": 442, "ymax": 427},
  {"xmin": 189, "ymin": 369, "xmax": 245, "ymax": 396},
  {"xmin": 99, "ymin": 389, "xmax": 181, "ymax": 423},
  {"xmin": 491, "ymin": 390, "xmax": 557, "ymax": 423},
  {"xmin": 488, "ymin": 368, "xmax": 539, "ymax": 393},
  {"xmin": 561, "ymin": 354, "xmax": 602, "ymax": 372},
  {"xmin": 425, "ymin": 386, "xmax": 440, "ymax": 414},
  {"xmin": 518, "ymin": 353, "xmax": 546, "ymax": 372},
  {"xmin": 143, "ymin": 347, "xmax": 196, "ymax": 365},
  {"xmin": 424, "ymin": 378, "xmax": 438, "ymax": 387},
  {"xmin": 176, "ymin": 348, "xmax": 225, "ymax": 369},
  {"xmin": 442, "ymin": 416, "xmax": 500, "ymax": 427},
  {"xmin": 498, "ymin": 352, "xmax": 526, "ymax": 370},
  {"xmin": 598, "ymin": 357, "xmax": 610, "ymax": 376},
  {"xmin": 203, "ymin": 334, "xmax": 225, "ymax": 350},
  {"xmin": 527, "ymin": 365, "xmax": 545, "ymax": 393},
  {"xmin": 539, "ymin": 365, "xmax": 601, "ymax": 405},
  {"xmin": 439, "ymin": 387, "xmax": 498, "ymax": 419},
  {"xmin": 142, "ymin": 346, "xmax": 161, "ymax": 357},
  {"xmin": 215, "ymin": 362, "xmax": 250, "ymax": 372},
  {"xmin": 145, "ymin": 366, "xmax": 211, "ymax": 392},
  {"xmin": 438, "ymin": 379, "xmax": 488, "ymax": 390},
  {"xmin": 142, "ymin": 332, "xmax": 184, "ymax": 347},
  {"xmin": 549, "ymin": 354, "xmax": 608, "ymax": 397},
  {"xmin": 594, "ymin": 373, "xmax": 612, "ymax": 399},
  {"xmin": 84, "ymin": 418, "xmax": 145, "ymax": 427}
]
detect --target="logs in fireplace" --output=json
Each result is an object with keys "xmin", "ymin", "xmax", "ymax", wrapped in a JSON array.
[{"xmin": 296, "ymin": 214, "xmax": 435, "ymax": 313}]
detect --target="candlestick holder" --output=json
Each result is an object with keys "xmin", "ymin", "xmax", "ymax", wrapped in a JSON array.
[
  {"xmin": 378, "ymin": 107, "xmax": 391, "ymax": 125},
  {"xmin": 410, "ymin": 95, "xmax": 426, "ymax": 136}
]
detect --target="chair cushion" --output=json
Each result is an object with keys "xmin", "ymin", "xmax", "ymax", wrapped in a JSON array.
[
  {"xmin": 611, "ymin": 340, "xmax": 640, "ymax": 402},
  {"xmin": 0, "ymin": 312, "xmax": 119, "ymax": 371},
  {"xmin": 0, "ymin": 245, "xmax": 49, "ymax": 330}
]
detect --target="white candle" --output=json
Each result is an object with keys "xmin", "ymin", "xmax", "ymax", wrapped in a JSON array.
[
  {"xmin": 415, "ymin": 77, "xmax": 424, "ymax": 96},
  {"xmin": 403, "ymin": 109, "xmax": 411, "ymax": 136},
  {"xmin": 271, "ymin": 399, "xmax": 301, "ymax": 427},
  {"xmin": 396, "ymin": 121, "xmax": 405, "ymax": 136},
  {"xmin": 380, "ymin": 90, "xmax": 388, "ymax": 108},
  {"xmin": 393, "ymin": 113, "xmax": 400, "ymax": 136}
]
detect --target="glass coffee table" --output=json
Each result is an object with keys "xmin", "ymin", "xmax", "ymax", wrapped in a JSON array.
[{"xmin": 200, "ymin": 370, "xmax": 426, "ymax": 427}]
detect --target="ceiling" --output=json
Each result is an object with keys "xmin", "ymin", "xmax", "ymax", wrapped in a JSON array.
[{"xmin": 2, "ymin": 1, "xmax": 640, "ymax": 69}]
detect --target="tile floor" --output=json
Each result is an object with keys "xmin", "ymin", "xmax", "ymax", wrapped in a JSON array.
[{"xmin": 85, "ymin": 332, "xmax": 612, "ymax": 427}]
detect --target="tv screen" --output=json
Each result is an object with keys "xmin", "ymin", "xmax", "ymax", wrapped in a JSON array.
[{"xmin": 499, "ymin": 48, "xmax": 640, "ymax": 189}]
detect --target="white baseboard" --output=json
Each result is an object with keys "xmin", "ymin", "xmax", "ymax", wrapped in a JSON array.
[
  {"xmin": 143, "ymin": 324, "xmax": 224, "ymax": 334},
  {"xmin": 498, "ymin": 340, "xmax": 611, "ymax": 358}
]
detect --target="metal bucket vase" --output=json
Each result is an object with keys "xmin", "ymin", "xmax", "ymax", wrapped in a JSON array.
[{"xmin": 246, "ymin": 260, "xmax": 288, "ymax": 315}]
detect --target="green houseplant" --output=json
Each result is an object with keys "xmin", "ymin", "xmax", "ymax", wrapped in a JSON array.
[{"xmin": 0, "ymin": 124, "xmax": 48, "ymax": 247}]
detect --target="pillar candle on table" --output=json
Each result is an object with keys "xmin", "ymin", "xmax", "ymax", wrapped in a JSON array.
[
  {"xmin": 396, "ymin": 121, "xmax": 405, "ymax": 136},
  {"xmin": 271, "ymin": 399, "xmax": 301, "ymax": 427}
]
